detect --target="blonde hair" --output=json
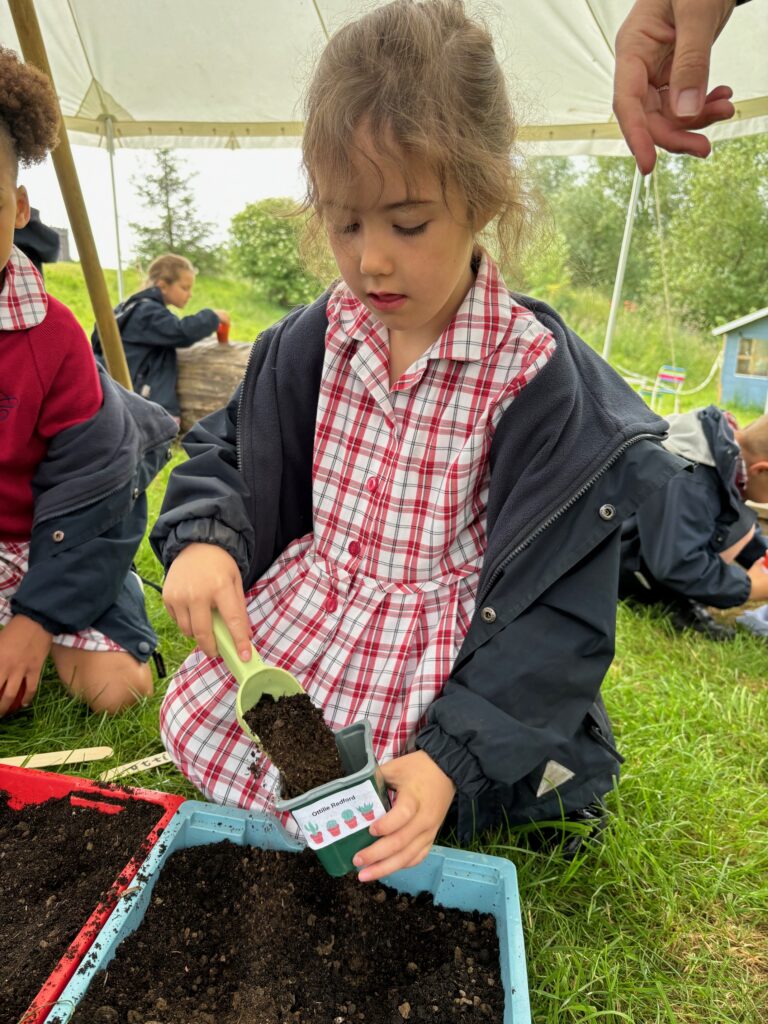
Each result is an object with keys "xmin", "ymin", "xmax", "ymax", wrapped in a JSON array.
[
  {"xmin": 301, "ymin": 0, "xmax": 529, "ymax": 265},
  {"xmin": 145, "ymin": 253, "xmax": 195, "ymax": 288}
]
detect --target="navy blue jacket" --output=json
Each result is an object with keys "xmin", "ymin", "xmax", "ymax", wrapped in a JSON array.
[
  {"xmin": 151, "ymin": 292, "xmax": 685, "ymax": 839},
  {"xmin": 92, "ymin": 286, "xmax": 219, "ymax": 416},
  {"xmin": 620, "ymin": 405, "xmax": 767, "ymax": 608},
  {"xmin": 11, "ymin": 366, "xmax": 178, "ymax": 661}
]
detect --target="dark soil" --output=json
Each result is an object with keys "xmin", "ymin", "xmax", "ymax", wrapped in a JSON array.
[
  {"xmin": 66, "ymin": 842, "xmax": 504, "ymax": 1024},
  {"xmin": 245, "ymin": 693, "xmax": 344, "ymax": 797},
  {"xmin": 0, "ymin": 788, "xmax": 164, "ymax": 1023}
]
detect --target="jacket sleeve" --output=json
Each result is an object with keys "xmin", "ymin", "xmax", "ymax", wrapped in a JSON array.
[
  {"xmin": 11, "ymin": 496, "xmax": 147, "ymax": 636},
  {"xmin": 149, "ymin": 383, "xmax": 255, "ymax": 576},
  {"xmin": 131, "ymin": 305, "xmax": 220, "ymax": 349},
  {"xmin": 634, "ymin": 467, "xmax": 751, "ymax": 607},
  {"xmin": 737, "ymin": 523, "xmax": 768, "ymax": 569},
  {"xmin": 416, "ymin": 529, "xmax": 620, "ymax": 798}
]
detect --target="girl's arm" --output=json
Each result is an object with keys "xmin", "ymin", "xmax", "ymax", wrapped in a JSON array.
[
  {"xmin": 129, "ymin": 304, "xmax": 220, "ymax": 349},
  {"xmin": 354, "ymin": 529, "xmax": 621, "ymax": 881},
  {"xmin": 150, "ymin": 383, "xmax": 254, "ymax": 576},
  {"xmin": 150, "ymin": 384, "xmax": 256, "ymax": 659}
]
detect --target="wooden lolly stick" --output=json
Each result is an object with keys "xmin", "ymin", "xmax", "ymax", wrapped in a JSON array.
[
  {"xmin": 97, "ymin": 750, "xmax": 172, "ymax": 782},
  {"xmin": 0, "ymin": 745, "xmax": 113, "ymax": 768}
]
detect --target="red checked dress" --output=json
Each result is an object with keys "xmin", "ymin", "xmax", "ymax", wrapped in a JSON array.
[{"xmin": 160, "ymin": 254, "xmax": 555, "ymax": 815}]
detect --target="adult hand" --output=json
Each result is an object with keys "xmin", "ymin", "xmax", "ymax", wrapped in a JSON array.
[
  {"xmin": 352, "ymin": 750, "xmax": 456, "ymax": 883},
  {"xmin": 746, "ymin": 558, "xmax": 768, "ymax": 602},
  {"xmin": 163, "ymin": 543, "xmax": 252, "ymax": 661},
  {"xmin": 613, "ymin": 0, "xmax": 738, "ymax": 174},
  {"xmin": 0, "ymin": 615, "xmax": 52, "ymax": 716}
]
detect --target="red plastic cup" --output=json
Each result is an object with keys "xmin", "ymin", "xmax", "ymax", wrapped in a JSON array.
[{"xmin": 216, "ymin": 320, "xmax": 230, "ymax": 344}]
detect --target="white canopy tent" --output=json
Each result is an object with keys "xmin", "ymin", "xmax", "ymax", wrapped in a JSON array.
[
  {"xmin": 1, "ymin": 0, "xmax": 765, "ymax": 151},
  {"xmin": 2, "ymin": 0, "xmax": 767, "ymax": 366}
]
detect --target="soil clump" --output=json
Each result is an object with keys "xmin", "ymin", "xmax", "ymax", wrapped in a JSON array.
[
  {"xmin": 245, "ymin": 693, "xmax": 344, "ymax": 797},
  {"xmin": 65, "ymin": 842, "xmax": 503, "ymax": 1023},
  {"xmin": 0, "ymin": 788, "xmax": 163, "ymax": 1023}
]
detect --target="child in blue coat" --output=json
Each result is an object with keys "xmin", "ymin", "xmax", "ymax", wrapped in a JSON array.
[{"xmin": 92, "ymin": 253, "xmax": 229, "ymax": 418}]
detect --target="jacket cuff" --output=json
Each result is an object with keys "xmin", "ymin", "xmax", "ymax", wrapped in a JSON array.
[
  {"xmin": 9, "ymin": 600, "xmax": 63, "ymax": 637},
  {"xmin": 161, "ymin": 519, "xmax": 251, "ymax": 577},
  {"xmin": 415, "ymin": 723, "xmax": 490, "ymax": 800}
]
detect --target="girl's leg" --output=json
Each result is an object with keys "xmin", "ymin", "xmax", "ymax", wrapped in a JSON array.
[{"xmin": 51, "ymin": 645, "xmax": 153, "ymax": 715}]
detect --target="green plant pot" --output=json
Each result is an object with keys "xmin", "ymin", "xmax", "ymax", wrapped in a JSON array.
[{"xmin": 274, "ymin": 720, "xmax": 390, "ymax": 877}]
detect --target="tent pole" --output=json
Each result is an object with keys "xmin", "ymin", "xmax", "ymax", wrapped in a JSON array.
[
  {"xmin": 601, "ymin": 163, "xmax": 643, "ymax": 362},
  {"xmin": 8, "ymin": 0, "xmax": 132, "ymax": 389},
  {"xmin": 104, "ymin": 117, "xmax": 124, "ymax": 302}
]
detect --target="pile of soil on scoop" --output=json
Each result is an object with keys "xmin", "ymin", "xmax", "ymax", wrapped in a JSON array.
[
  {"xmin": 245, "ymin": 693, "xmax": 344, "ymax": 797},
  {"xmin": 66, "ymin": 843, "xmax": 504, "ymax": 1024},
  {"xmin": 0, "ymin": 788, "xmax": 163, "ymax": 1023}
]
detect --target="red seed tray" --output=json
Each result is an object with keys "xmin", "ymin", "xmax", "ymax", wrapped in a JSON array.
[{"xmin": 0, "ymin": 764, "xmax": 185, "ymax": 1024}]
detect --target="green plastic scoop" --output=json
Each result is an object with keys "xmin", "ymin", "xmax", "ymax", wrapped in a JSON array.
[{"xmin": 212, "ymin": 611, "xmax": 304, "ymax": 745}]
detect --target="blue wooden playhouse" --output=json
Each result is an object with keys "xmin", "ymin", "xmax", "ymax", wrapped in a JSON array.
[{"xmin": 714, "ymin": 307, "xmax": 768, "ymax": 411}]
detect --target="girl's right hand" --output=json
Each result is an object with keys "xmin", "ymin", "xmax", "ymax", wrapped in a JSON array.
[
  {"xmin": 163, "ymin": 543, "xmax": 252, "ymax": 661},
  {"xmin": 214, "ymin": 309, "xmax": 231, "ymax": 324}
]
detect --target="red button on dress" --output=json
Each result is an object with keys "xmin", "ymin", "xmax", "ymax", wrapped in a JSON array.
[
  {"xmin": 325, "ymin": 595, "xmax": 338, "ymax": 613},
  {"xmin": 348, "ymin": 541, "xmax": 361, "ymax": 557},
  {"xmin": 366, "ymin": 477, "xmax": 378, "ymax": 493}
]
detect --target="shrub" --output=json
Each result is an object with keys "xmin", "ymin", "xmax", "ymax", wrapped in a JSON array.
[{"xmin": 229, "ymin": 198, "xmax": 323, "ymax": 307}]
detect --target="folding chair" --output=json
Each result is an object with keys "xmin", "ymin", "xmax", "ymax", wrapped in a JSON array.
[{"xmin": 639, "ymin": 364, "xmax": 686, "ymax": 413}]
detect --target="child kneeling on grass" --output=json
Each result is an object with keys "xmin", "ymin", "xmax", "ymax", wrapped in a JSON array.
[
  {"xmin": 151, "ymin": 0, "xmax": 687, "ymax": 878},
  {"xmin": 0, "ymin": 47, "xmax": 178, "ymax": 718}
]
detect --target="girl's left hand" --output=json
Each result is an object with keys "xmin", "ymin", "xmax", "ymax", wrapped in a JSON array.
[{"xmin": 353, "ymin": 750, "xmax": 456, "ymax": 883}]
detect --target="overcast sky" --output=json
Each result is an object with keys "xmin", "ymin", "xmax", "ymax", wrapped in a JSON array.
[{"xmin": 20, "ymin": 145, "xmax": 307, "ymax": 270}]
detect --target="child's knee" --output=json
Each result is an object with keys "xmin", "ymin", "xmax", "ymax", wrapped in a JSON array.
[{"xmin": 52, "ymin": 647, "xmax": 153, "ymax": 715}]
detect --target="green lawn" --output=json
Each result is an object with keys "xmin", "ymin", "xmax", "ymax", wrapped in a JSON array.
[
  {"xmin": 1, "ymin": 269, "xmax": 766, "ymax": 1021},
  {"xmin": 45, "ymin": 261, "xmax": 286, "ymax": 343}
]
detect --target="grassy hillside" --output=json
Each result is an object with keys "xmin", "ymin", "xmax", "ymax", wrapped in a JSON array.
[
  {"xmin": 47, "ymin": 260, "xmax": 755, "ymax": 419},
  {"xmin": 45, "ymin": 262, "xmax": 287, "ymax": 343}
]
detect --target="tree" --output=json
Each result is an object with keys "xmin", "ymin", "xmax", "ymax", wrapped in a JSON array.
[
  {"xmin": 229, "ymin": 198, "xmax": 323, "ymax": 307},
  {"xmin": 653, "ymin": 136, "xmax": 768, "ymax": 328},
  {"xmin": 130, "ymin": 149, "xmax": 218, "ymax": 272}
]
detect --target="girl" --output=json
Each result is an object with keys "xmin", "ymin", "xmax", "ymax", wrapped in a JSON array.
[
  {"xmin": 0, "ymin": 46, "xmax": 177, "ymax": 717},
  {"xmin": 152, "ymin": 0, "xmax": 684, "ymax": 881},
  {"xmin": 92, "ymin": 253, "xmax": 229, "ymax": 418}
]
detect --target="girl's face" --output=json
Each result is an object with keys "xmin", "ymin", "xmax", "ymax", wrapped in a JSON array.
[
  {"xmin": 158, "ymin": 269, "xmax": 195, "ymax": 309},
  {"xmin": 321, "ymin": 129, "xmax": 477, "ymax": 352}
]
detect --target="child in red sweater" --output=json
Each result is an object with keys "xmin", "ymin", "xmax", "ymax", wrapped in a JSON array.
[{"xmin": 0, "ymin": 46, "xmax": 177, "ymax": 717}]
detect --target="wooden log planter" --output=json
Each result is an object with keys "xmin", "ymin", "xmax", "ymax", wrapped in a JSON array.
[{"xmin": 176, "ymin": 338, "xmax": 254, "ymax": 434}]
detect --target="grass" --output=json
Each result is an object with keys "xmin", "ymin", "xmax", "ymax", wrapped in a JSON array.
[
  {"xmin": 44, "ymin": 261, "xmax": 287, "ymax": 343},
  {"xmin": 2, "ymin": 269, "xmax": 767, "ymax": 1020}
]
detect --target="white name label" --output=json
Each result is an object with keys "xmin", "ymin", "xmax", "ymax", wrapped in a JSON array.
[{"xmin": 291, "ymin": 780, "xmax": 387, "ymax": 849}]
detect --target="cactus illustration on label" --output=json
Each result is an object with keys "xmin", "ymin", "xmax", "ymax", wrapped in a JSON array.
[
  {"xmin": 306, "ymin": 821, "xmax": 323, "ymax": 844},
  {"xmin": 358, "ymin": 802, "xmax": 375, "ymax": 822},
  {"xmin": 341, "ymin": 808, "xmax": 358, "ymax": 829},
  {"xmin": 327, "ymin": 818, "xmax": 341, "ymax": 837}
]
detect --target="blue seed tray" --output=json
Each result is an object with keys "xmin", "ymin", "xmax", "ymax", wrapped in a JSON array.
[{"xmin": 44, "ymin": 800, "xmax": 531, "ymax": 1024}]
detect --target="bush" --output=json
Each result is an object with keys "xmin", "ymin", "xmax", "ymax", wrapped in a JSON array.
[{"xmin": 229, "ymin": 198, "xmax": 323, "ymax": 307}]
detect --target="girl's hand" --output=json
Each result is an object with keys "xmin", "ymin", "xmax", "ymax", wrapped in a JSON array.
[
  {"xmin": 353, "ymin": 751, "xmax": 456, "ymax": 883},
  {"xmin": 214, "ymin": 309, "xmax": 231, "ymax": 325},
  {"xmin": 163, "ymin": 543, "xmax": 252, "ymax": 661},
  {"xmin": 0, "ymin": 615, "xmax": 52, "ymax": 717}
]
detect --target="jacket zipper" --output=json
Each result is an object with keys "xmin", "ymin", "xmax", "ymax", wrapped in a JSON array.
[
  {"xmin": 236, "ymin": 331, "xmax": 264, "ymax": 474},
  {"xmin": 479, "ymin": 431, "xmax": 659, "ymax": 603}
]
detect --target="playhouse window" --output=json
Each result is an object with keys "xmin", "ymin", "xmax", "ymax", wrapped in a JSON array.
[{"xmin": 736, "ymin": 337, "xmax": 768, "ymax": 377}]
